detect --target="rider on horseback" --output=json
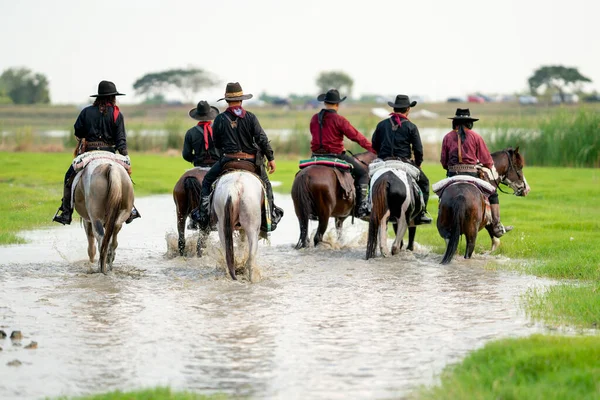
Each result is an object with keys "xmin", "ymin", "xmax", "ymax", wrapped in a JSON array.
[
  {"xmin": 440, "ymin": 108, "xmax": 513, "ymax": 238},
  {"xmin": 53, "ymin": 80, "xmax": 140, "ymax": 226},
  {"xmin": 191, "ymin": 82, "xmax": 284, "ymax": 232},
  {"xmin": 309, "ymin": 89, "xmax": 375, "ymax": 218},
  {"xmin": 371, "ymin": 95, "xmax": 432, "ymax": 225},
  {"xmin": 182, "ymin": 100, "xmax": 221, "ymax": 167}
]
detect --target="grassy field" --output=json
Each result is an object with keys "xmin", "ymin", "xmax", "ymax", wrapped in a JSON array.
[
  {"xmin": 416, "ymin": 335, "xmax": 600, "ymax": 399},
  {"xmin": 2, "ymin": 151, "xmax": 599, "ymax": 399}
]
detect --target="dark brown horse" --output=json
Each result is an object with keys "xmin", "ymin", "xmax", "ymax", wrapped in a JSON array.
[
  {"xmin": 292, "ymin": 151, "xmax": 377, "ymax": 249},
  {"xmin": 173, "ymin": 167, "xmax": 209, "ymax": 256},
  {"xmin": 366, "ymin": 169, "xmax": 422, "ymax": 259},
  {"xmin": 437, "ymin": 147, "xmax": 530, "ymax": 264}
]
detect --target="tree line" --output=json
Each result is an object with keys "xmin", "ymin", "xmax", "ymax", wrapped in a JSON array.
[{"xmin": 0, "ymin": 65, "xmax": 594, "ymax": 105}]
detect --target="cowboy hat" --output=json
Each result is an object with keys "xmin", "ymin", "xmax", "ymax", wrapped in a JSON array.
[
  {"xmin": 388, "ymin": 94, "xmax": 417, "ymax": 109},
  {"xmin": 449, "ymin": 108, "xmax": 479, "ymax": 121},
  {"xmin": 189, "ymin": 101, "xmax": 219, "ymax": 121},
  {"xmin": 217, "ymin": 82, "xmax": 253, "ymax": 102},
  {"xmin": 90, "ymin": 80, "xmax": 125, "ymax": 97},
  {"xmin": 317, "ymin": 89, "xmax": 347, "ymax": 104}
]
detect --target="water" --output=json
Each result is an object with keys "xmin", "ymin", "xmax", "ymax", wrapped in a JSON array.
[{"xmin": 0, "ymin": 194, "xmax": 552, "ymax": 399}]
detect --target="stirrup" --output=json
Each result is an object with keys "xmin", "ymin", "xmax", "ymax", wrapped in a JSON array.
[
  {"xmin": 53, "ymin": 208, "xmax": 72, "ymax": 225},
  {"xmin": 414, "ymin": 211, "xmax": 433, "ymax": 225}
]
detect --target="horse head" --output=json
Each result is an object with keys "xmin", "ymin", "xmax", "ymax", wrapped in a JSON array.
[{"xmin": 492, "ymin": 147, "xmax": 530, "ymax": 197}]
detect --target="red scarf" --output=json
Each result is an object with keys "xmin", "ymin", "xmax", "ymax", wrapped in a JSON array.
[
  {"xmin": 226, "ymin": 106, "xmax": 247, "ymax": 118},
  {"xmin": 197, "ymin": 121, "xmax": 213, "ymax": 150},
  {"xmin": 112, "ymin": 105, "xmax": 120, "ymax": 123},
  {"xmin": 389, "ymin": 112, "xmax": 409, "ymax": 127}
]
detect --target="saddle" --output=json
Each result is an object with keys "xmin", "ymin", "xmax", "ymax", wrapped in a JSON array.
[
  {"xmin": 299, "ymin": 155, "xmax": 353, "ymax": 170},
  {"xmin": 432, "ymin": 175, "xmax": 496, "ymax": 197}
]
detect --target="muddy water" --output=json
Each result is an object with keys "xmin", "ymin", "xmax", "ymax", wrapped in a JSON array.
[{"xmin": 0, "ymin": 194, "xmax": 551, "ymax": 399}]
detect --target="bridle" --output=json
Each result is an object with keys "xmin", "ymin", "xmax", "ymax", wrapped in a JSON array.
[{"xmin": 493, "ymin": 150, "xmax": 525, "ymax": 195}]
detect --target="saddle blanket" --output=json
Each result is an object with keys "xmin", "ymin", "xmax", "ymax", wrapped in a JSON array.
[
  {"xmin": 73, "ymin": 150, "xmax": 131, "ymax": 173},
  {"xmin": 299, "ymin": 156, "xmax": 352, "ymax": 170},
  {"xmin": 368, "ymin": 159, "xmax": 420, "ymax": 179},
  {"xmin": 432, "ymin": 175, "xmax": 496, "ymax": 196}
]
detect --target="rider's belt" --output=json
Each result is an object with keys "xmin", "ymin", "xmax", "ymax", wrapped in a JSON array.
[
  {"xmin": 86, "ymin": 141, "xmax": 115, "ymax": 151},
  {"xmin": 312, "ymin": 149, "xmax": 331, "ymax": 155},
  {"xmin": 224, "ymin": 152, "xmax": 255, "ymax": 159},
  {"xmin": 448, "ymin": 164, "xmax": 478, "ymax": 173}
]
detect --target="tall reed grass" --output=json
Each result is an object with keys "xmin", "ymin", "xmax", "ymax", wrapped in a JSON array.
[{"xmin": 487, "ymin": 109, "xmax": 599, "ymax": 167}]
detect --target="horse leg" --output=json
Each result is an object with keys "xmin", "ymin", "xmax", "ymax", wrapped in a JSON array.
[
  {"xmin": 176, "ymin": 210, "xmax": 186, "ymax": 257},
  {"xmin": 197, "ymin": 231, "xmax": 208, "ymax": 258},
  {"xmin": 107, "ymin": 224, "xmax": 122, "ymax": 270},
  {"xmin": 464, "ymin": 225, "xmax": 478, "ymax": 259},
  {"xmin": 486, "ymin": 225, "xmax": 501, "ymax": 252},
  {"xmin": 406, "ymin": 227, "xmax": 417, "ymax": 251},
  {"xmin": 84, "ymin": 221, "xmax": 95, "ymax": 262},
  {"xmin": 380, "ymin": 217, "xmax": 391, "ymax": 257},
  {"xmin": 392, "ymin": 218, "xmax": 409, "ymax": 256},
  {"xmin": 245, "ymin": 229, "xmax": 260, "ymax": 283},
  {"xmin": 335, "ymin": 217, "xmax": 347, "ymax": 241},
  {"xmin": 314, "ymin": 211, "xmax": 330, "ymax": 247}
]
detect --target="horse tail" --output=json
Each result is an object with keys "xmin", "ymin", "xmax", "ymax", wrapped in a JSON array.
[
  {"xmin": 224, "ymin": 195, "xmax": 237, "ymax": 280},
  {"xmin": 100, "ymin": 164, "xmax": 123, "ymax": 273},
  {"xmin": 183, "ymin": 176, "xmax": 202, "ymax": 212},
  {"xmin": 366, "ymin": 177, "xmax": 388, "ymax": 259},
  {"xmin": 292, "ymin": 172, "xmax": 313, "ymax": 221},
  {"xmin": 441, "ymin": 195, "xmax": 465, "ymax": 265}
]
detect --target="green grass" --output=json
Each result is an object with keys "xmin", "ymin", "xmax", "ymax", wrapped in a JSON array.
[
  {"xmin": 416, "ymin": 335, "xmax": 600, "ymax": 400},
  {"xmin": 55, "ymin": 387, "xmax": 226, "ymax": 400}
]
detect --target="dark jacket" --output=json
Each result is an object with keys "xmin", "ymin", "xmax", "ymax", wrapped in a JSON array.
[
  {"xmin": 74, "ymin": 105, "xmax": 128, "ymax": 155},
  {"xmin": 213, "ymin": 109, "xmax": 274, "ymax": 161},
  {"xmin": 182, "ymin": 125, "xmax": 220, "ymax": 166},
  {"xmin": 371, "ymin": 117, "xmax": 423, "ymax": 167}
]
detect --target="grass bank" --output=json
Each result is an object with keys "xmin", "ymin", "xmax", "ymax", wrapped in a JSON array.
[{"xmin": 416, "ymin": 335, "xmax": 600, "ymax": 399}]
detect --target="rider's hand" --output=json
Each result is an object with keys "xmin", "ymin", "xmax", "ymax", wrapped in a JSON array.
[{"xmin": 267, "ymin": 160, "xmax": 276, "ymax": 174}]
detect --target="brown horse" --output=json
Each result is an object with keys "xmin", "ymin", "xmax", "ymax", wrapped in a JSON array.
[
  {"xmin": 292, "ymin": 151, "xmax": 377, "ymax": 248},
  {"xmin": 173, "ymin": 167, "xmax": 209, "ymax": 256},
  {"xmin": 437, "ymin": 147, "xmax": 530, "ymax": 264}
]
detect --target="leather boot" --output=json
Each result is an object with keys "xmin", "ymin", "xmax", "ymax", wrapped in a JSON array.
[
  {"xmin": 490, "ymin": 203, "xmax": 513, "ymax": 238},
  {"xmin": 354, "ymin": 184, "xmax": 370, "ymax": 218},
  {"xmin": 191, "ymin": 195, "xmax": 211, "ymax": 232},
  {"xmin": 270, "ymin": 205, "xmax": 284, "ymax": 231},
  {"xmin": 125, "ymin": 206, "xmax": 141, "ymax": 224},
  {"xmin": 53, "ymin": 176, "xmax": 75, "ymax": 225},
  {"xmin": 414, "ymin": 210, "xmax": 433, "ymax": 225}
]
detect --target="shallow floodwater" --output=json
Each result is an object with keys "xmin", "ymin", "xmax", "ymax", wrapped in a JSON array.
[{"xmin": 0, "ymin": 194, "xmax": 551, "ymax": 399}]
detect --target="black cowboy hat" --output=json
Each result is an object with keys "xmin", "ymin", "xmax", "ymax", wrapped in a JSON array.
[
  {"xmin": 449, "ymin": 108, "xmax": 479, "ymax": 121},
  {"xmin": 217, "ymin": 82, "xmax": 253, "ymax": 102},
  {"xmin": 388, "ymin": 94, "xmax": 417, "ymax": 109},
  {"xmin": 189, "ymin": 100, "xmax": 219, "ymax": 121},
  {"xmin": 90, "ymin": 80, "xmax": 125, "ymax": 97},
  {"xmin": 317, "ymin": 89, "xmax": 347, "ymax": 104}
]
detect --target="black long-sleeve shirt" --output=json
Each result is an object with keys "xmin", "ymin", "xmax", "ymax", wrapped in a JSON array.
[
  {"xmin": 212, "ymin": 109, "xmax": 274, "ymax": 161},
  {"xmin": 74, "ymin": 105, "xmax": 128, "ymax": 155},
  {"xmin": 182, "ymin": 125, "xmax": 221, "ymax": 166},
  {"xmin": 371, "ymin": 118, "xmax": 424, "ymax": 167}
]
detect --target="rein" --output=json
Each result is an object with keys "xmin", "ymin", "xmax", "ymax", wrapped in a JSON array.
[{"xmin": 346, "ymin": 149, "xmax": 370, "ymax": 167}]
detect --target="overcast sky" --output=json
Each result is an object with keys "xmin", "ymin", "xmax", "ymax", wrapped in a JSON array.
[{"xmin": 2, "ymin": 0, "xmax": 598, "ymax": 104}]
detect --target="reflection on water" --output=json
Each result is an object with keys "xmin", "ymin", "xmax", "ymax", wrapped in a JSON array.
[{"xmin": 0, "ymin": 194, "xmax": 552, "ymax": 399}]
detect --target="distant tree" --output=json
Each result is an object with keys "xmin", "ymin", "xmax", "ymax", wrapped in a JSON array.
[
  {"xmin": 0, "ymin": 86, "xmax": 13, "ymax": 104},
  {"xmin": 0, "ymin": 67, "xmax": 50, "ymax": 104},
  {"xmin": 133, "ymin": 68, "xmax": 218, "ymax": 103},
  {"xmin": 528, "ymin": 65, "xmax": 591, "ymax": 102},
  {"xmin": 316, "ymin": 71, "xmax": 354, "ymax": 96}
]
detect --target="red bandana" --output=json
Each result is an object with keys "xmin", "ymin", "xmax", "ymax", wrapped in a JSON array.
[
  {"xmin": 389, "ymin": 112, "xmax": 409, "ymax": 127},
  {"xmin": 112, "ymin": 105, "xmax": 120, "ymax": 123},
  {"xmin": 197, "ymin": 121, "xmax": 213, "ymax": 150},
  {"xmin": 226, "ymin": 106, "xmax": 246, "ymax": 118}
]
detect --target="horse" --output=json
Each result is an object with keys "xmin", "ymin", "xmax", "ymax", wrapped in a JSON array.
[
  {"xmin": 172, "ymin": 167, "xmax": 209, "ymax": 256},
  {"xmin": 73, "ymin": 159, "xmax": 134, "ymax": 273},
  {"xmin": 209, "ymin": 170, "xmax": 265, "ymax": 282},
  {"xmin": 365, "ymin": 168, "xmax": 422, "ymax": 259},
  {"xmin": 436, "ymin": 147, "xmax": 530, "ymax": 264},
  {"xmin": 292, "ymin": 151, "xmax": 377, "ymax": 249}
]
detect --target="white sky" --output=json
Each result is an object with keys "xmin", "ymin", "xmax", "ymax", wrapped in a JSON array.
[{"xmin": 1, "ymin": 0, "xmax": 598, "ymax": 104}]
